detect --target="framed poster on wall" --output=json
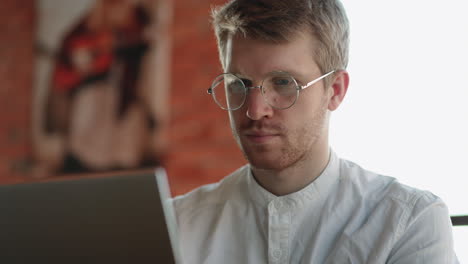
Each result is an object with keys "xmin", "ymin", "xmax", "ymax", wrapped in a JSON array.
[{"xmin": 32, "ymin": 0, "xmax": 172, "ymax": 177}]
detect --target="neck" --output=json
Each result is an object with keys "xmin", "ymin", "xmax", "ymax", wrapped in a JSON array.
[{"xmin": 251, "ymin": 137, "xmax": 331, "ymax": 196}]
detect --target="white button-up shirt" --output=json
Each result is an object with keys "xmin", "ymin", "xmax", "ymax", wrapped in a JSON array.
[{"xmin": 173, "ymin": 151, "xmax": 459, "ymax": 263}]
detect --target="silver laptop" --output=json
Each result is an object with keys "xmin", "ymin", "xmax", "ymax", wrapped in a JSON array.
[{"xmin": 0, "ymin": 168, "xmax": 180, "ymax": 263}]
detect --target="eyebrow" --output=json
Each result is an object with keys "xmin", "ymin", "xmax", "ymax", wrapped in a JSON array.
[{"xmin": 231, "ymin": 69, "xmax": 309, "ymax": 83}]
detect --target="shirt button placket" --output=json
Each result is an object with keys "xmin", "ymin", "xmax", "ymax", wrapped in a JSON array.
[{"xmin": 268, "ymin": 199, "xmax": 290, "ymax": 264}]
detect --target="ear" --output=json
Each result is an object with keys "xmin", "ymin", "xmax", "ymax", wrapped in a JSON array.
[{"xmin": 327, "ymin": 70, "xmax": 349, "ymax": 111}]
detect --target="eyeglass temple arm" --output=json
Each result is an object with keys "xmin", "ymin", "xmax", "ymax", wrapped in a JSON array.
[{"xmin": 299, "ymin": 70, "xmax": 335, "ymax": 90}]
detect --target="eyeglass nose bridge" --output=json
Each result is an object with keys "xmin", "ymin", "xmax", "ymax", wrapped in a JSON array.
[{"xmin": 245, "ymin": 85, "xmax": 263, "ymax": 91}]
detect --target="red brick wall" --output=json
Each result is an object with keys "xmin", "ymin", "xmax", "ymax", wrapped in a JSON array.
[
  {"xmin": 167, "ymin": 0, "xmax": 245, "ymax": 196},
  {"xmin": 0, "ymin": 0, "xmax": 35, "ymax": 185},
  {"xmin": 0, "ymin": 0, "xmax": 246, "ymax": 196}
]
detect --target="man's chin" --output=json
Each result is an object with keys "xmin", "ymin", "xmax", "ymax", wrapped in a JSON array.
[
  {"xmin": 239, "ymin": 141, "xmax": 290, "ymax": 170},
  {"xmin": 244, "ymin": 153, "xmax": 287, "ymax": 171}
]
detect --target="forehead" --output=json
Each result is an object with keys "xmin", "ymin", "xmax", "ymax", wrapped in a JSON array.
[{"xmin": 225, "ymin": 32, "xmax": 320, "ymax": 78}]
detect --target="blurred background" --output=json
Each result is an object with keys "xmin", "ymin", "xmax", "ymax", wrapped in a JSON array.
[
  {"xmin": 336, "ymin": 0, "xmax": 468, "ymax": 261},
  {"xmin": 0, "ymin": 0, "xmax": 245, "ymax": 196},
  {"xmin": 0, "ymin": 0, "xmax": 466, "ymax": 261}
]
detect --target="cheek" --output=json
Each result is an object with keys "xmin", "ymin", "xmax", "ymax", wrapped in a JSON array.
[
  {"xmin": 288, "ymin": 94, "xmax": 329, "ymax": 131},
  {"xmin": 297, "ymin": 89, "xmax": 329, "ymax": 112}
]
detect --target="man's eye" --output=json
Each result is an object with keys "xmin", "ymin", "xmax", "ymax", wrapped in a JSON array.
[
  {"xmin": 228, "ymin": 81, "xmax": 245, "ymax": 94},
  {"xmin": 273, "ymin": 78, "xmax": 291, "ymax": 86},
  {"xmin": 240, "ymin": 78, "xmax": 252, "ymax": 87}
]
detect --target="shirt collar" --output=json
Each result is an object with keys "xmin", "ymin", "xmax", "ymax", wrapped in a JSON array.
[{"xmin": 246, "ymin": 149, "xmax": 341, "ymax": 209}]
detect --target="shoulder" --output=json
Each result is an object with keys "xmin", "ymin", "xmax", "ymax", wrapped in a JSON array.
[
  {"xmin": 336, "ymin": 157, "xmax": 449, "ymax": 238},
  {"xmin": 337, "ymin": 157, "xmax": 451, "ymax": 239},
  {"xmin": 338, "ymin": 157, "xmax": 440, "ymax": 208},
  {"xmin": 327, "ymin": 157, "xmax": 457, "ymax": 262},
  {"xmin": 172, "ymin": 165, "xmax": 250, "ymax": 220}
]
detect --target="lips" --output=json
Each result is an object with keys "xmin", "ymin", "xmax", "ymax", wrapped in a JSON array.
[{"xmin": 243, "ymin": 130, "xmax": 280, "ymax": 144}]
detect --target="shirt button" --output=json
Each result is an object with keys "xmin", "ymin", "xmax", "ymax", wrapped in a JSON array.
[
  {"xmin": 272, "ymin": 249, "xmax": 282, "ymax": 258},
  {"xmin": 274, "ymin": 200, "xmax": 283, "ymax": 210},
  {"xmin": 268, "ymin": 202, "xmax": 276, "ymax": 214}
]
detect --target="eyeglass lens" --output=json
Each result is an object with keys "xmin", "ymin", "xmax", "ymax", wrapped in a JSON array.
[
  {"xmin": 210, "ymin": 72, "xmax": 299, "ymax": 110},
  {"xmin": 211, "ymin": 74, "xmax": 246, "ymax": 110}
]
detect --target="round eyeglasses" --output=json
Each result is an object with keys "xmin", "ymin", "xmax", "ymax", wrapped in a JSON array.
[{"xmin": 207, "ymin": 70, "xmax": 335, "ymax": 110}]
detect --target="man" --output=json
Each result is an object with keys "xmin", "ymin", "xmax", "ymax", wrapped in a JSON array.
[{"xmin": 173, "ymin": 0, "xmax": 459, "ymax": 263}]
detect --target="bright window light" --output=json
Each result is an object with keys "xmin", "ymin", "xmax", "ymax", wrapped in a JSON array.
[{"xmin": 331, "ymin": 0, "xmax": 468, "ymax": 261}]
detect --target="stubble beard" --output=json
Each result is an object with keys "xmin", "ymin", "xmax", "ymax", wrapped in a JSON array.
[{"xmin": 230, "ymin": 98, "xmax": 329, "ymax": 171}]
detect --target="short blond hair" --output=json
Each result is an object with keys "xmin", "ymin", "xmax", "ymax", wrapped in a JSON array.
[{"xmin": 212, "ymin": 0, "xmax": 349, "ymax": 78}]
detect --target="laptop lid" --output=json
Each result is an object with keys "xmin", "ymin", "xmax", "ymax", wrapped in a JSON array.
[{"xmin": 0, "ymin": 168, "xmax": 179, "ymax": 263}]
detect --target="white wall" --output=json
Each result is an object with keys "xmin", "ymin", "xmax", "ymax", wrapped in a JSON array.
[{"xmin": 331, "ymin": 0, "xmax": 468, "ymax": 261}]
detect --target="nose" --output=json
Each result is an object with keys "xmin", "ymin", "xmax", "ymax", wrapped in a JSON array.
[{"xmin": 245, "ymin": 87, "xmax": 273, "ymax": 120}]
